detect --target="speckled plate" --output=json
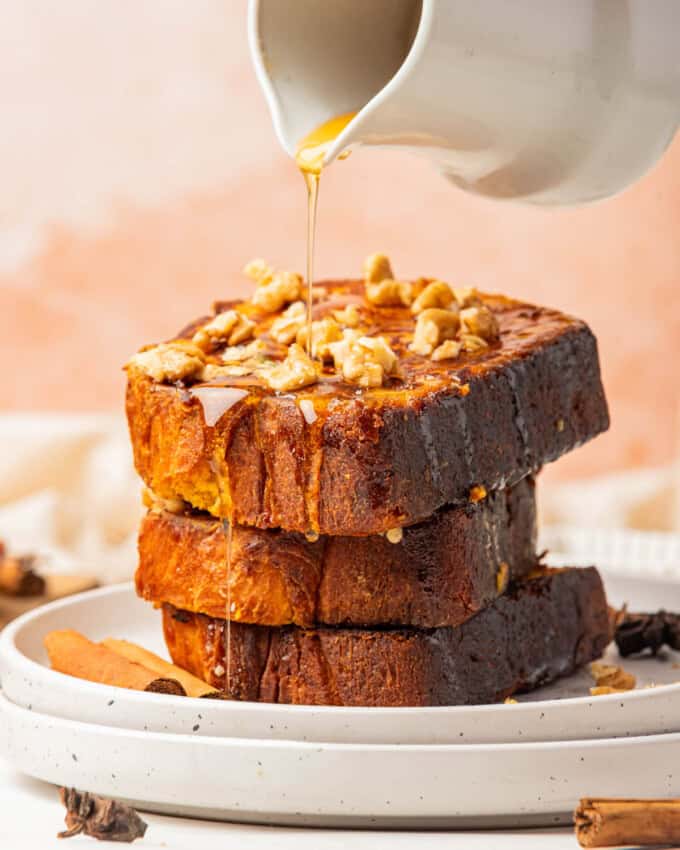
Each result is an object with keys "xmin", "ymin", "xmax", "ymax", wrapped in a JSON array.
[
  {"xmin": 2, "ymin": 573, "xmax": 680, "ymax": 745},
  {"xmin": 1, "ymin": 692, "xmax": 679, "ymax": 828}
]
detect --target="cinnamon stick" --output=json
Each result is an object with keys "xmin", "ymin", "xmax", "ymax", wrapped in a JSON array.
[
  {"xmin": 44, "ymin": 630, "xmax": 186, "ymax": 695},
  {"xmin": 575, "ymin": 797, "xmax": 680, "ymax": 847},
  {"xmin": 101, "ymin": 637, "xmax": 216, "ymax": 697}
]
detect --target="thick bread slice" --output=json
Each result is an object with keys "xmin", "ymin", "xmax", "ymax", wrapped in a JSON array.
[
  {"xmin": 137, "ymin": 477, "xmax": 536, "ymax": 628},
  {"xmin": 161, "ymin": 567, "xmax": 610, "ymax": 707},
  {"xmin": 126, "ymin": 283, "xmax": 609, "ymax": 535}
]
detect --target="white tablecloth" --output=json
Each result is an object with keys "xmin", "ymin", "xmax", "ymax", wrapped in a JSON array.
[{"xmin": 0, "ymin": 755, "xmax": 579, "ymax": 849}]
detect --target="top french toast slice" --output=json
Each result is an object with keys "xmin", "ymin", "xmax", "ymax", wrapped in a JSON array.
[{"xmin": 125, "ymin": 280, "xmax": 608, "ymax": 535}]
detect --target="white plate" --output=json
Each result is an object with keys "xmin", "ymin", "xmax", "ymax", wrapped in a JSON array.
[
  {"xmin": 1, "ymin": 693, "xmax": 679, "ymax": 829},
  {"xmin": 2, "ymin": 577, "xmax": 680, "ymax": 745}
]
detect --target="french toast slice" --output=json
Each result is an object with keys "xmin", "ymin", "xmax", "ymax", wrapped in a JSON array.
[
  {"xmin": 161, "ymin": 567, "xmax": 611, "ymax": 707},
  {"xmin": 136, "ymin": 476, "xmax": 536, "ymax": 628},
  {"xmin": 126, "ymin": 281, "xmax": 608, "ymax": 535}
]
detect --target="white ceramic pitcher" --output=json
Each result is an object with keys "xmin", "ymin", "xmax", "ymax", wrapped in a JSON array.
[{"xmin": 249, "ymin": 0, "xmax": 680, "ymax": 205}]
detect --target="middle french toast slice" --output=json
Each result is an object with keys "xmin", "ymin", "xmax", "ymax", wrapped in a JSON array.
[{"xmin": 136, "ymin": 476, "xmax": 536, "ymax": 629}]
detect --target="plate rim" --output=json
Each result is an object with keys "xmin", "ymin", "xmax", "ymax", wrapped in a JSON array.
[
  {"xmin": 4, "ymin": 690, "xmax": 680, "ymax": 753},
  {"xmin": 3, "ymin": 581, "xmax": 680, "ymax": 718}
]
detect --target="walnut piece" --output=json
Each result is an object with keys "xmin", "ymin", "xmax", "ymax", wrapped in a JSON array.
[
  {"xmin": 244, "ymin": 258, "xmax": 303, "ymax": 313},
  {"xmin": 332, "ymin": 304, "xmax": 361, "ymax": 328},
  {"xmin": 192, "ymin": 310, "xmax": 255, "ymax": 350},
  {"xmin": 431, "ymin": 339, "xmax": 462, "ymax": 361},
  {"xmin": 460, "ymin": 333, "xmax": 489, "ymax": 353},
  {"xmin": 260, "ymin": 343, "xmax": 317, "ymax": 392},
  {"xmin": 366, "ymin": 279, "xmax": 413, "ymax": 308},
  {"xmin": 460, "ymin": 305, "xmax": 500, "ymax": 341},
  {"xmin": 363, "ymin": 252, "xmax": 394, "ymax": 284},
  {"xmin": 411, "ymin": 280, "xmax": 456, "ymax": 315},
  {"xmin": 590, "ymin": 662, "xmax": 636, "ymax": 695},
  {"xmin": 270, "ymin": 301, "xmax": 306, "ymax": 345},
  {"xmin": 410, "ymin": 308, "xmax": 460, "ymax": 356},
  {"xmin": 126, "ymin": 341, "xmax": 205, "ymax": 383},
  {"xmin": 201, "ymin": 363, "xmax": 254, "ymax": 380},
  {"xmin": 454, "ymin": 287, "xmax": 483, "ymax": 309},
  {"xmin": 297, "ymin": 316, "xmax": 343, "ymax": 360},
  {"xmin": 243, "ymin": 258, "xmax": 271, "ymax": 283},
  {"xmin": 328, "ymin": 332, "xmax": 398, "ymax": 388},
  {"xmin": 221, "ymin": 339, "xmax": 265, "ymax": 363},
  {"xmin": 363, "ymin": 252, "xmax": 412, "ymax": 306}
]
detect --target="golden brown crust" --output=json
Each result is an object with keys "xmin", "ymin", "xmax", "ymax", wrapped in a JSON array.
[
  {"xmin": 125, "ymin": 282, "xmax": 609, "ymax": 535},
  {"xmin": 161, "ymin": 567, "xmax": 611, "ymax": 706},
  {"xmin": 136, "ymin": 477, "xmax": 537, "ymax": 628}
]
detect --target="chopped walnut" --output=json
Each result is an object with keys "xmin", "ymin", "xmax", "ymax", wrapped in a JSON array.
[
  {"xmin": 460, "ymin": 305, "xmax": 500, "ymax": 341},
  {"xmin": 297, "ymin": 316, "xmax": 343, "ymax": 360},
  {"xmin": 363, "ymin": 252, "xmax": 394, "ymax": 284},
  {"xmin": 260, "ymin": 343, "xmax": 317, "ymax": 392},
  {"xmin": 410, "ymin": 308, "xmax": 460, "ymax": 356},
  {"xmin": 431, "ymin": 339, "xmax": 462, "ymax": 361},
  {"xmin": 201, "ymin": 363, "xmax": 254, "ymax": 380},
  {"xmin": 244, "ymin": 258, "xmax": 303, "ymax": 313},
  {"xmin": 329, "ymin": 332, "xmax": 398, "ymax": 388},
  {"xmin": 192, "ymin": 310, "xmax": 255, "ymax": 351},
  {"xmin": 221, "ymin": 339, "xmax": 265, "ymax": 364},
  {"xmin": 126, "ymin": 341, "xmax": 205, "ymax": 383},
  {"xmin": 365, "ymin": 278, "xmax": 413, "ymax": 308},
  {"xmin": 362, "ymin": 252, "xmax": 412, "ymax": 306},
  {"xmin": 270, "ymin": 301, "xmax": 306, "ymax": 345},
  {"xmin": 590, "ymin": 662, "xmax": 636, "ymax": 694},
  {"xmin": 332, "ymin": 304, "xmax": 361, "ymax": 328},
  {"xmin": 243, "ymin": 258, "xmax": 272, "ymax": 284},
  {"xmin": 252, "ymin": 270, "xmax": 303, "ymax": 313},
  {"xmin": 411, "ymin": 281, "xmax": 456, "ymax": 315},
  {"xmin": 453, "ymin": 287, "xmax": 483, "ymax": 309},
  {"xmin": 460, "ymin": 334, "xmax": 489, "ymax": 353}
]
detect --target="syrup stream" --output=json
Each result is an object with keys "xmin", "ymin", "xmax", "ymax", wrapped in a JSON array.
[
  {"xmin": 303, "ymin": 170, "xmax": 320, "ymax": 357},
  {"xmin": 295, "ymin": 111, "xmax": 355, "ymax": 359}
]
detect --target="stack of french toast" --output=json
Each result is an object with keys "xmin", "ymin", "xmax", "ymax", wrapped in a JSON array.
[{"xmin": 125, "ymin": 254, "xmax": 612, "ymax": 706}]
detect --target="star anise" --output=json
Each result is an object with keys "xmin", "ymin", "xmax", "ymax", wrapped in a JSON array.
[
  {"xmin": 615, "ymin": 610, "xmax": 680, "ymax": 657},
  {"xmin": 58, "ymin": 787, "xmax": 147, "ymax": 843}
]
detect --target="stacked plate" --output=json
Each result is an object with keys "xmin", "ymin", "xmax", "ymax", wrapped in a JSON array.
[{"xmin": 1, "ymin": 534, "xmax": 680, "ymax": 828}]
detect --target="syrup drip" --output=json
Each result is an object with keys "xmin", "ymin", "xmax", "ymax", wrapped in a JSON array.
[
  {"xmin": 295, "ymin": 111, "xmax": 355, "ymax": 357},
  {"xmin": 189, "ymin": 384, "xmax": 248, "ymax": 698},
  {"xmin": 222, "ymin": 516, "xmax": 233, "ymax": 692}
]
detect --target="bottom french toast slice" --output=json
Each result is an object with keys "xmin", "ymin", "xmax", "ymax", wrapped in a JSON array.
[{"xmin": 161, "ymin": 567, "xmax": 611, "ymax": 707}]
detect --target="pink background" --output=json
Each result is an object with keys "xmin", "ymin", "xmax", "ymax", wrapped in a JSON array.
[{"xmin": 2, "ymin": 1, "xmax": 679, "ymax": 481}]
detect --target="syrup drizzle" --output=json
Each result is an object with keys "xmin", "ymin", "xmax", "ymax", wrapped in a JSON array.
[
  {"xmin": 222, "ymin": 516, "xmax": 233, "ymax": 691},
  {"xmin": 295, "ymin": 112, "xmax": 355, "ymax": 357},
  {"xmin": 189, "ymin": 384, "xmax": 247, "ymax": 697}
]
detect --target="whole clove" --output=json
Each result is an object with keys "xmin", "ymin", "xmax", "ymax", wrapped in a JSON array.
[
  {"xmin": 615, "ymin": 610, "xmax": 680, "ymax": 657},
  {"xmin": 0, "ymin": 553, "xmax": 45, "ymax": 597},
  {"xmin": 58, "ymin": 787, "xmax": 147, "ymax": 842}
]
